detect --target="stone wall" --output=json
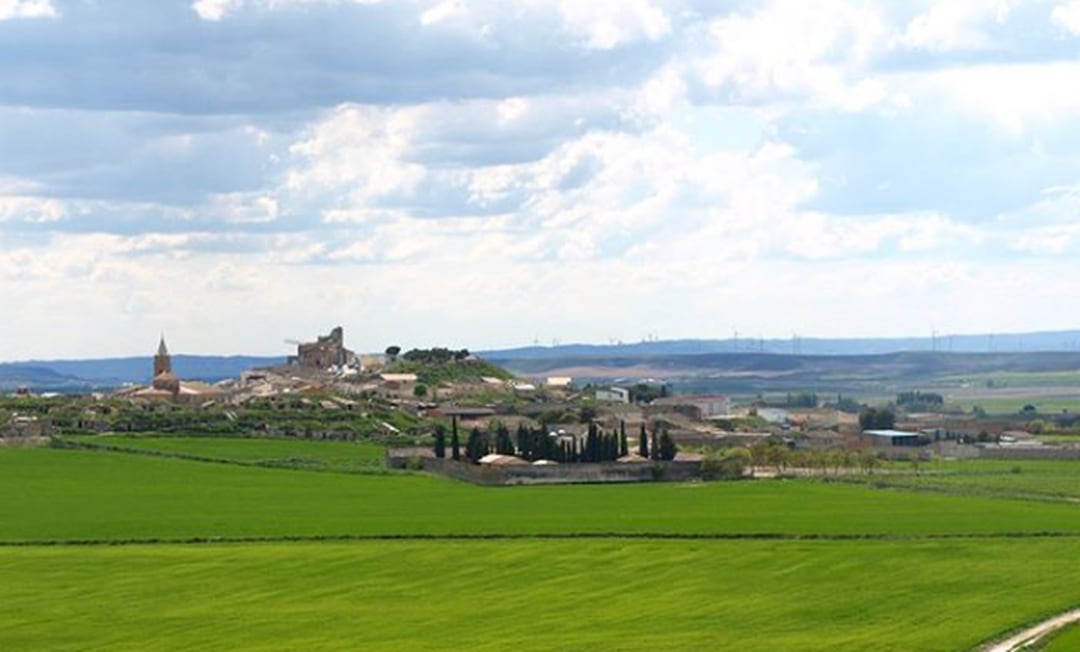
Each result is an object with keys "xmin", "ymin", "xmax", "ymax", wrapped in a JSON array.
[
  {"xmin": 399, "ymin": 457, "xmax": 703, "ymax": 485},
  {"xmin": 977, "ymin": 446, "xmax": 1080, "ymax": 460}
]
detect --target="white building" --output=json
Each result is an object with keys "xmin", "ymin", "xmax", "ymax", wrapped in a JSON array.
[{"xmin": 595, "ymin": 387, "xmax": 631, "ymax": 403}]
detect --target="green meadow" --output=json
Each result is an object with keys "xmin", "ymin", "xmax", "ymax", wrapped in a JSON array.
[
  {"xmin": 61, "ymin": 434, "xmax": 387, "ymax": 472},
  {"xmin": 1, "ymin": 448, "xmax": 1077, "ymax": 541},
  {"xmin": 2, "ymin": 538, "xmax": 1079, "ymax": 652},
  {"xmin": 848, "ymin": 459, "xmax": 1080, "ymax": 501},
  {"xmin": 0, "ymin": 443, "xmax": 1078, "ymax": 651},
  {"xmin": 1042, "ymin": 623, "xmax": 1080, "ymax": 651}
]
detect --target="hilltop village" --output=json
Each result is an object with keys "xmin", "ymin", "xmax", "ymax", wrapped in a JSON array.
[{"xmin": 3, "ymin": 326, "xmax": 1080, "ymax": 483}]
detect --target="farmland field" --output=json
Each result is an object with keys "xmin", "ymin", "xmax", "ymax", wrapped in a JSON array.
[
  {"xmin": 846, "ymin": 459, "xmax": 1080, "ymax": 501},
  {"xmin": 1, "ymin": 448, "xmax": 1078, "ymax": 541},
  {"xmin": 60, "ymin": 434, "xmax": 386, "ymax": 472},
  {"xmin": 0, "ymin": 444, "xmax": 1077, "ymax": 651},
  {"xmin": 1042, "ymin": 623, "xmax": 1080, "ymax": 651},
  {"xmin": 2, "ymin": 538, "xmax": 1080, "ymax": 652}
]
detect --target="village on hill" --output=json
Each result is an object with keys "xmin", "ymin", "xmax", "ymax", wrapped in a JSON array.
[{"xmin": 4, "ymin": 325, "xmax": 1080, "ymax": 485}]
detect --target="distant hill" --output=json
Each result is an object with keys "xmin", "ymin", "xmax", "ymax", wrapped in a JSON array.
[
  {"xmin": 0, "ymin": 355, "xmax": 284, "ymax": 392},
  {"xmin": 495, "ymin": 350, "xmax": 1080, "ymax": 377},
  {"xmin": 488, "ymin": 349, "xmax": 1080, "ymax": 396},
  {"xmin": 0, "ymin": 365, "xmax": 93, "ymax": 392},
  {"xmin": 483, "ymin": 330, "xmax": 1080, "ymax": 360}
]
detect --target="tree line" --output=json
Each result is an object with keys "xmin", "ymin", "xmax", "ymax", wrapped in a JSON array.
[{"xmin": 433, "ymin": 419, "xmax": 678, "ymax": 463}]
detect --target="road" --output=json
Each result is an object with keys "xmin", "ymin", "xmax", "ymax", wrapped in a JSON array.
[{"xmin": 979, "ymin": 608, "xmax": 1080, "ymax": 652}]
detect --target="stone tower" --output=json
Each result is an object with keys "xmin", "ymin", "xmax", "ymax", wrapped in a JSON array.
[{"xmin": 153, "ymin": 335, "xmax": 172, "ymax": 377}]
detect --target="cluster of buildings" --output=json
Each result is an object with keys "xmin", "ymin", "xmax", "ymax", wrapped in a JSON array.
[{"xmin": 114, "ymin": 337, "xmax": 225, "ymax": 400}]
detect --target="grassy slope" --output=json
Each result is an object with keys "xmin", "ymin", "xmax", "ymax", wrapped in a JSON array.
[
  {"xmin": 1, "ymin": 539, "xmax": 1079, "ymax": 652},
  {"xmin": 62, "ymin": 435, "xmax": 386, "ymax": 472},
  {"xmin": 0, "ymin": 448, "xmax": 1078, "ymax": 542}
]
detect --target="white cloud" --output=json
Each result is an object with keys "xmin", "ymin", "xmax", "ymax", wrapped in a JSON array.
[
  {"xmin": 0, "ymin": 0, "xmax": 55, "ymax": 20},
  {"xmin": 10, "ymin": 0, "xmax": 1080, "ymax": 358},
  {"xmin": 285, "ymin": 104, "xmax": 427, "ymax": 207},
  {"xmin": 420, "ymin": 0, "xmax": 464, "ymax": 27},
  {"xmin": 1051, "ymin": 0, "xmax": 1080, "ymax": 34},
  {"xmin": 550, "ymin": 0, "xmax": 670, "ymax": 50},
  {"xmin": 912, "ymin": 61, "xmax": 1080, "ymax": 133},
  {"xmin": 191, "ymin": 0, "xmax": 245, "ymax": 21},
  {"xmin": 693, "ymin": 0, "xmax": 889, "ymax": 110},
  {"xmin": 0, "ymin": 195, "xmax": 67, "ymax": 223},
  {"xmin": 895, "ymin": 0, "xmax": 1017, "ymax": 51},
  {"xmin": 192, "ymin": 0, "xmax": 389, "ymax": 21}
]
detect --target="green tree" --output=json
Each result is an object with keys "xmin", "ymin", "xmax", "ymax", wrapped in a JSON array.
[
  {"xmin": 413, "ymin": 383, "xmax": 428, "ymax": 398},
  {"xmin": 658, "ymin": 430, "xmax": 677, "ymax": 461},
  {"xmin": 466, "ymin": 427, "xmax": 489, "ymax": 462},
  {"xmin": 638, "ymin": 423, "xmax": 649, "ymax": 458},
  {"xmin": 494, "ymin": 422, "xmax": 514, "ymax": 455},
  {"xmin": 450, "ymin": 417, "xmax": 460, "ymax": 461},
  {"xmin": 858, "ymin": 450, "xmax": 880, "ymax": 475},
  {"xmin": 859, "ymin": 407, "xmax": 896, "ymax": 430},
  {"xmin": 433, "ymin": 424, "xmax": 446, "ymax": 459},
  {"xmin": 701, "ymin": 447, "xmax": 751, "ymax": 480}
]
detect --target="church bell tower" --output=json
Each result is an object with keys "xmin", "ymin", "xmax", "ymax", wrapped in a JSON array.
[{"xmin": 153, "ymin": 335, "xmax": 172, "ymax": 377}]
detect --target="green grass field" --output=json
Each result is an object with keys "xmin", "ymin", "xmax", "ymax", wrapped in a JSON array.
[
  {"xmin": 1042, "ymin": 622, "xmax": 1080, "ymax": 651},
  {"xmin": 0, "ymin": 445, "xmax": 1077, "ymax": 651},
  {"xmin": 61, "ymin": 434, "xmax": 386, "ymax": 472},
  {"xmin": 1, "ymin": 448, "xmax": 1077, "ymax": 542},
  {"xmin": 2, "ymin": 538, "xmax": 1079, "ymax": 651},
  {"xmin": 849, "ymin": 459, "xmax": 1080, "ymax": 501}
]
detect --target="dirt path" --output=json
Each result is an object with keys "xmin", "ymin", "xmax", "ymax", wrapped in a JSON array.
[{"xmin": 979, "ymin": 608, "xmax": 1080, "ymax": 651}]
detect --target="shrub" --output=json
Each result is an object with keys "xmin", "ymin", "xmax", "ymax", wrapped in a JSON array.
[{"xmin": 701, "ymin": 448, "xmax": 751, "ymax": 480}]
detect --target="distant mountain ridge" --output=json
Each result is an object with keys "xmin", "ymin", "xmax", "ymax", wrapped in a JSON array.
[
  {"xmin": 483, "ymin": 329, "xmax": 1080, "ymax": 360},
  {"xmin": 0, "ymin": 355, "xmax": 284, "ymax": 391}
]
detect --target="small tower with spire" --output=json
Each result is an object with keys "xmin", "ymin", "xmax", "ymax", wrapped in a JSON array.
[
  {"xmin": 151, "ymin": 334, "xmax": 180, "ymax": 395},
  {"xmin": 153, "ymin": 334, "xmax": 172, "ymax": 378}
]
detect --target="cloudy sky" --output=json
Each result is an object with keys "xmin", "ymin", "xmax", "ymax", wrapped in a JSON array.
[{"xmin": 3, "ymin": 0, "xmax": 1080, "ymax": 359}]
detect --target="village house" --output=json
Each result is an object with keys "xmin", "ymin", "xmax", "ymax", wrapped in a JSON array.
[
  {"xmin": 3, "ymin": 414, "xmax": 51, "ymax": 439},
  {"xmin": 595, "ymin": 387, "xmax": 631, "ymax": 403},
  {"xmin": 651, "ymin": 395, "xmax": 731, "ymax": 420}
]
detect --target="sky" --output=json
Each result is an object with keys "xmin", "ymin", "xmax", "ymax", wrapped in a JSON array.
[{"xmin": 3, "ymin": 0, "xmax": 1080, "ymax": 360}]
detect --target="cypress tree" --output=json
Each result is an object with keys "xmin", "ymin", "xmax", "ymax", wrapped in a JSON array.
[
  {"xmin": 451, "ymin": 417, "xmax": 460, "ymax": 461},
  {"xmin": 466, "ymin": 427, "xmax": 490, "ymax": 462},
  {"xmin": 650, "ymin": 426, "xmax": 659, "ymax": 461},
  {"xmin": 639, "ymin": 423, "xmax": 648, "ymax": 458},
  {"xmin": 495, "ymin": 423, "xmax": 514, "ymax": 455},
  {"xmin": 620, "ymin": 421, "xmax": 629, "ymax": 457},
  {"xmin": 433, "ymin": 424, "xmax": 446, "ymax": 459},
  {"xmin": 516, "ymin": 423, "xmax": 529, "ymax": 459},
  {"xmin": 588, "ymin": 422, "xmax": 599, "ymax": 462},
  {"xmin": 659, "ymin": 430, "xmax": 677, "ymax": 461}
]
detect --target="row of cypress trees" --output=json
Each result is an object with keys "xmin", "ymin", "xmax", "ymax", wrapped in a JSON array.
[{"xmin": 433, "ymin": 418, "xmax": 678, "ymax": 463}]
